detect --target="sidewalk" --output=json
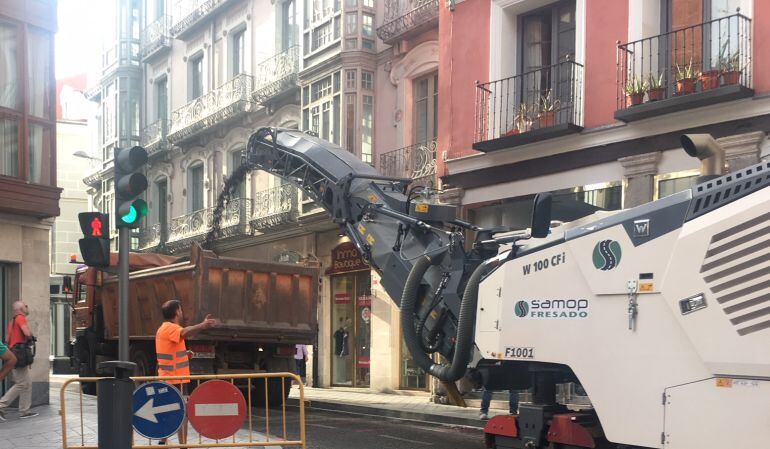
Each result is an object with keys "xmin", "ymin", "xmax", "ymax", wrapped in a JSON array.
[{"xmin": 288, "ymin": 385, "xmax": 509, "ymax": 429}]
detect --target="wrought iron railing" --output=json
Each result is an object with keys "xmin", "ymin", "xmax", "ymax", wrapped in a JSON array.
[
  {"xmin": 250, "ymin": 184, "xmax": 299, "ymax": 230},
  {"xmin": 141, "ymin": 15, "xmax": 172, "ymax": 59},
  {"xmin": 475, "ymin": 60, "xmax": 584, "ymax": 144},
  {"xmin": 168, "ymin": 74, "xmax": 254, "ymax": 143},
  {"xmin": 253, "ymin": 46, "xmax": 300, "ymax": 103},
  {"xmin": 379, "ymin": 139, "xmax": 437, "ymax": 187},
  {"xmin": 376, "ymin": 0, "xmax": 438, "ymax": 44},
  {"xmin": 616, "ymin": 12, "xmax": 751, "ymax": 111},
  {"xmin": 141, "ymin": 120, "xmax": 169, "ymax": 156},
  {"xmin": 138, "ymin": 223, "xmax": 163, "ymax": 250},
  {"xmin": 167, "ymin": 198, "xmax": 252, "ymax": 248},
  {"xmin": 171, "ymin": 0, "xmax": 230, "ymax": 36}
]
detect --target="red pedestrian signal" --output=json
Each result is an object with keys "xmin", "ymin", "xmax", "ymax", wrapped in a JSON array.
[{"xmin": 91, "ymin": 216, "xmax": 104, "ymax": 237}]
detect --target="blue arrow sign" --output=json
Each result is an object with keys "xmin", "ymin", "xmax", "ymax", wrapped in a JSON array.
[{"xmin": 132, "ymin": 381, "xmax": 186, "ymax": 440}]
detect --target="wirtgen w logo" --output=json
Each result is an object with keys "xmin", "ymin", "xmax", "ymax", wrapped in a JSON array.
[
  {"xmin": 593, "ymin": 239, "xmax": 622, "ymax": 271},
  {"xmin": 513, "ymin": 299, "xmax": 589, "ymax": 319}
]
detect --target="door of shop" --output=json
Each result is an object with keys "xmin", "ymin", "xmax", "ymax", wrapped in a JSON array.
[{"xmin": 328, "ymin": 242, "xmax": 371, "ymax": 388}]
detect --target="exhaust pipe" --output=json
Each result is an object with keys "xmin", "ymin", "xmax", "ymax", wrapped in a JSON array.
[{"xmin": 681, "ymin": 134, "xmax": 726, "ymax": 183}]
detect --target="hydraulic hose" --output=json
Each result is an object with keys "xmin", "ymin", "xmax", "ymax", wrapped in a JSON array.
[{"xmin": 401, "ymin": 255, "xmax": 492, "ymax": 382}]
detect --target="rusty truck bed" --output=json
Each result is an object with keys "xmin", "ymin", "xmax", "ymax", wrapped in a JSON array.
[{"xmin": 96, "ymin": 244, "xmax": 318, "ymax": 344}]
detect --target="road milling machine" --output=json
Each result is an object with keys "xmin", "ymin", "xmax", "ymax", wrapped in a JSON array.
[{"xmin": 244, "ymin": 128, "xmax": 770, "ymax": 449}]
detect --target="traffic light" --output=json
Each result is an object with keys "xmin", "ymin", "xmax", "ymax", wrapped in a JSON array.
[
  {"xmin": 115, "ymin": 146, "xmax": 149, "ymax": 228},
  {"xmin": 78, "ymin": 212, "xmax": 111, "ymax": 267}
]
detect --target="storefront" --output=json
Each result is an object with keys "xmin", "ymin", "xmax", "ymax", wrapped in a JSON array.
[{"xmin": 326, "ymin": 242, "xmax": 372, "ymax": 387}]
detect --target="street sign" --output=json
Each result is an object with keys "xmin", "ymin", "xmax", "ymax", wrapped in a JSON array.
[
  {"xmin": 187, "ymin": 380, "xmax": 247, "ymax": 440},
  {"xmin": 132, "ymin": 381, "xmax": 186, "ymax": 440}
]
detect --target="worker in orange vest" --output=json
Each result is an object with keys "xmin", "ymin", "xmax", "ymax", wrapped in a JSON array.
[{"xmin": 156, "ymin": 299, "xmax": 217, "ymax": 446}]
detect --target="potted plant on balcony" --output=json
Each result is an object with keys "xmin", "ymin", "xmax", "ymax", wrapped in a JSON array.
[
  {"xmin": 624, "ymin": 76, "xmax": 648, "ymax": 107},
  {"xmin": 503, "ymin": 104, "xmax": 532, "ymax": 137},
  {"xmin": 647, "ymin": 72, "xmax": 666, "ymax": 101},
  {"xmin": 675, "ymin": 59, "xmax": 698, "ymax": 95},
  {"xmin": 720, "ymin": 48, "xmax": 743, "ymax": 86},
  {"xmin": 538, "ymin": 90, "xmax": 560, "ymax": 129}
]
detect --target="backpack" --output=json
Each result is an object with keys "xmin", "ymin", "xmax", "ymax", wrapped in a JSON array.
[{"xmin": 8, "ymin": 316, "xmax": 35, "ymax": 368}]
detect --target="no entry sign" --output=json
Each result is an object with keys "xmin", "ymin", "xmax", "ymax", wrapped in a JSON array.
[{"xmin": 187, "ymin": 380, "xmax": 247, "ymax": 440}]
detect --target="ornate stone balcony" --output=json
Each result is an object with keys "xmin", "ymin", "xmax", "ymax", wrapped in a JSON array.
[
  {"xmin": 141, "ymin": 15, "xmax": 172, "ymax": 60},
  {"xmin": 168, "ymin": 74, "xmax": 254, "ymax": 145},
  {"xmin": 250, "ymin": 184, "xmax": 299, "ymax": 231},
  {"xmin": 171, "ymin": 0, "xmax": 234, "ymax": 39},
  {"xmin": 137, "ymin": 223, "xmax": 163, "ymax": 252},
  {"xmin": 378, "ymin": 139, "xmax": 437, "ymax": 188},
  {"xmin": 377, "ymin": 0, "xmax": 438, "ymax": 45},
  {"xmin": 252, "ymin": 46, "xmax": 299, "ymax": 104},
  {"xmin": 141, "ymin": 120, "xmax": 170, "ymax": 158},
  {"xmin": 165, "ymin": 197, "xmax": 252, "ymax": 253}
]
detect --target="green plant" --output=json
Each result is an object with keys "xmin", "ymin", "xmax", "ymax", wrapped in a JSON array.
[
  {"xmin": 539, "ymin": 89, "xmax": 561, "ymax": 113},
  {"xmin": 647, "ymin": 72, "xmax": 665, "ymax": 90},
  {"xmin": 675, "ymin": 58, "xmax": 698, "ymax": 80},
  {"xmin": 514, "ymin": 103, "xmax": 532, "ymax": 131},
  {"xmin": 624, "ymin": 76, "xmax": 649, "ymax": 95},
  {"xmin": 720, "ymin": 49, "xmax": 742, "ymax": 72}
]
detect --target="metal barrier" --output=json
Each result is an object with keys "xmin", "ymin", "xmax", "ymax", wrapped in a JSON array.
[{"xmin": 60, "ymin": 372, "xmax": 306, "ymax": 449}]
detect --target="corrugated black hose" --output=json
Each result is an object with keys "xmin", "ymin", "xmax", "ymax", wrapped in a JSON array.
[{"xmin": 401, "ymin": 255, "xmax": 490, "ymax": 382}]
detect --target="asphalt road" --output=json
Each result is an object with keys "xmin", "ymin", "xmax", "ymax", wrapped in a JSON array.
[{"xmin": 254, "ymin": 406, "xmax": 486, "ymax": 449}]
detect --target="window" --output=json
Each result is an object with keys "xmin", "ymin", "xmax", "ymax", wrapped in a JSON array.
[
  {"xmin": 155, "ymin": 78, "xmax": 168, "ymax": 122},
  {"xmin": 311, "ymin": 76, "xmax": 332, "ymax": 101},
  {"xmin": 345, "ymin": 38, "xmax": 358, "ymax": 49},
  {"xmin": 155, "ymin": 0, "xmax": 165, "ymax": 19},
  {"xmin": 155, "ymin": 179, "xmax": 167, "ymax": 231},
  {"xmin": 361, "ymin": 71, "xmax": 373, "ymax": 90},
  {"xmin": 362, "ymin": 39, "xmax": 374, "ymax": 50},
  {"xmin": 188, "ymin": 164, "xmax": 204, "ymax": 212},
  {"xmin": 229, "ymin": 150, "xmax": 245, "ymax": 198},
  {"xmin": 346, "ymin": 94, "xmax": 356, "ymax": 153},
  {"xmin": 656, "ymin": 172, "xmax": 698, "ymax": 199},
  {"xmin": 346, "ymin": 13, "xmax": 357, "ymax": 35},
  {"xmin": 362, "ymin": 14, "xmax": 373, "ymax": 37},
  {"xmin": 346, "ymin": 70, "xmax": 356, "ymax": 89},
  {"xmin": 361, "ymin": 95, "xmax": 373, "ymax": 164},
  {"xmin": 231, "ymin": 29, "xmax": 245, "ymax": 77},
  {"xmin": 346, "ymin": 0, "xmax": 357, "ymax": 6},
  {"xmin": 413, "ymin": 73, "xmax": 438, "ymax": 143},
  {"xmin": 0, "ymin": 19, "xmax": 55, "ymax": 185},
  {"xmin": 363, "ymin": 0, "xmax": 373, "ymax": 7},
  {"xmin": 282, "ymin": 0, "xmax": 298, "ymax": 50},
  {"xmin": 312, "ymin": 22, "xmax": 333, "ymax": 51},
  {"xmin": 303, "ymin": 75, "xmax": 341, "ymax": 143},
  {"xmin": 190, "ymin": 54, "xmax": 204, "ymax": 100}
]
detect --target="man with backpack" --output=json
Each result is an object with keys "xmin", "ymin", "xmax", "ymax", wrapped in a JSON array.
[{"xmin": 0, "ymin": 301, "xmax": 38, "ymax": 421}]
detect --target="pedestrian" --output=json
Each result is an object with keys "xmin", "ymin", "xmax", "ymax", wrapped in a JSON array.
[
  {"xmin": 0, "ymin": 301, "xmax": 38, "ymax": 421},
  {"xmin": 294, "ymin": 344, "xmax": 308, "ymax": 383},
  {"xmin": 156, "ymin": 299, "xmax": 217, "ymax": 446},
  {"xmin": 479, "ymin": 388, "xmax": 518, "ymax": 420}
]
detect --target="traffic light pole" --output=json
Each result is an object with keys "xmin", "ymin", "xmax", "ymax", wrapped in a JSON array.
[{"xmin": 118, "ymin": 226, "xmax": 130, "ymax": 362}]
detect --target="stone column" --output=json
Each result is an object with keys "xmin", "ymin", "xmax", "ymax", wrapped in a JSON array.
[
  {"xmin": 718, "ymin": 131, "xmax": 765, "ymax": 172},
  {"xmin": 618, "ymin": 152, "xmax": 661, "ymax": 208}
]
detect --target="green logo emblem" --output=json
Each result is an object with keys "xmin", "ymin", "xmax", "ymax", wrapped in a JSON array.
[
  {"xmin": 592, "ymin": 240, "xmax": 622, "ymax": 271},
  {"xmin": 514, "ymin": 301, "xmax": 530, "ymax": 318}
]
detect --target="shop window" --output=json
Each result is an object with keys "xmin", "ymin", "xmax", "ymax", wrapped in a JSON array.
[{"xmin": 330, "ymin": 269, "xmax": 371, "ymax": 387}]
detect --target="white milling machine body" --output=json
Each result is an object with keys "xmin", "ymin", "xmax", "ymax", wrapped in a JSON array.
[{"xmin": 245, "ymin": 128, "xmax": 770, "ymax": 449}]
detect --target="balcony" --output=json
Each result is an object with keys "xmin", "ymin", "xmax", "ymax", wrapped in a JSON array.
[
  {"xmin": 377, "ymin": 0, "xmax": 439, "ymax": 45},
  {"xmin": 165, "ymin": 197, "xmax": 252, "ymax": 253},
  {"xmin": 141, "ymin": 120, "xmax": 170, "ymax": 158},
  {"xmin": 378, "ymin": 139, "xmax": 437, "ymax": 188},
  {"xmin": 252, "ymin": 46, "xmax": 300, "ymax": 105},
  {"xmin": 474, "ymin": 60, "xmax": 584, "ymax": 152},
  {"xmin": 168, "ymin": 74, "xmax": 254, "ymax": 145},
  {"xmin": 171, "ymin": 0, "xmax": 234, "ymax": 39},
  {"xmin": 141, "ymin": 15, "xmax": 172, "ymax": 61},
  {"xmin": 137, "ymin": 223, "xmax": 164, "ymax": 252},
  {"xmin": 615, "ymin": 12, "xmax": 752, "ymax": 122},
  {"xmin": 250, "ymin": 184, "xmax": 299, "ymax": 231}
]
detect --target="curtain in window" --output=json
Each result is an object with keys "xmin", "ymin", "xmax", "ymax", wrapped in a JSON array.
[
  {"xmin": 27, "ymin": 29, "xmax": 52, "ymax": 119},
  {"xmin": 0, "ymin": 119, "xmax": 19, "ymax": 177},
  {"xmin": 0, "ymin": 22, "xmax": 19, "ymax": 110}
]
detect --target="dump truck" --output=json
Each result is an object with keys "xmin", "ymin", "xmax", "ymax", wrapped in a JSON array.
[{"xmin": 70, "ymin": 243, "xmax": 318, "ymax": 403}]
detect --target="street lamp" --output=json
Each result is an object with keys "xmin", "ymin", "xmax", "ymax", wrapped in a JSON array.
[{"xmin": 73, "ymin": 150, "xmax": 102, "ymax": 161}]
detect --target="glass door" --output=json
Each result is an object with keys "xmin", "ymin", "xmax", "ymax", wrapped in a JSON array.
[{"xmin": 330, "ymin": 271, "xmax": 371, "ymax": 387}]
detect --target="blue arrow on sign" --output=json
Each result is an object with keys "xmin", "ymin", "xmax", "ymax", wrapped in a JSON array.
[{"xmin": 132, "ymin": 381, "xmax": 186, "ymax": 440}]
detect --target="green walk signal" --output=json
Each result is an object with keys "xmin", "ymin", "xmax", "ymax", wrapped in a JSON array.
[{"xmin": 114, "ymin": 146, "xmax": 149, "ymax": 229}]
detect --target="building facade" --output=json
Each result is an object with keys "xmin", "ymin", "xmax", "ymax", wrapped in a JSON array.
[
  {"xmin": 0, "ymin": 0, "xmax": 60, "ymax": 404},
  {"xmin": 438, "ymin": 0, "xmax": 770, "ymax": 235}
]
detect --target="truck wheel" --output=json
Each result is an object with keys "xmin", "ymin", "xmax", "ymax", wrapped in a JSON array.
[
  {"xmin": 73, "ymin": 337, "xmax": 96, "ymax": 396},
  {"xmin": 130, "ymin": 347, "xmax": 152, "ymax": 377}
]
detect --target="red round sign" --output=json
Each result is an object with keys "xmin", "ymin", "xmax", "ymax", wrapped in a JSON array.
[{"xmin": 187, "ymin": 380, "xmax": 247, "ymax": 440}]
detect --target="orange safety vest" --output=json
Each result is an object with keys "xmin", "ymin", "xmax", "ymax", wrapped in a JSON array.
[{"xmin": 155, "ymin": 321, "xmax": 190, "ymax": 384}]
